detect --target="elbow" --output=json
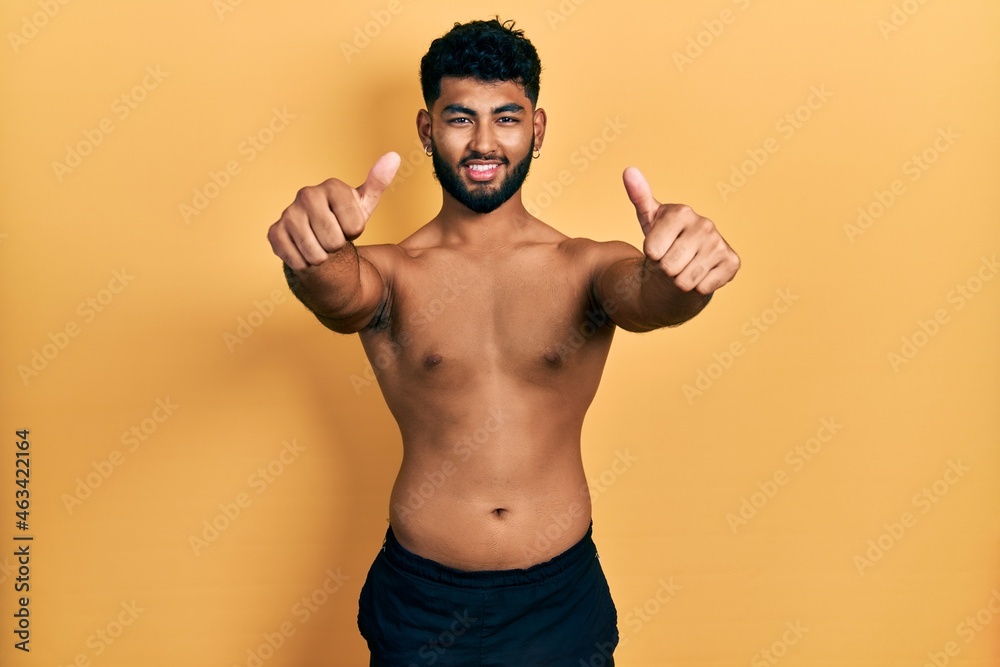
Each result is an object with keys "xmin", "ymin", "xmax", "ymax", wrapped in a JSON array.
[
  {"xmin": 313, "ymin": 312, "xmax": 370, "ymax": 334},
  {"xmin": 314, "ymin": 285, "xmax": 389, "ymax": 334},
  {"xmin": 309, "ymin": 291, "xmax": 384, "ymax": 334},
  {"xmin": 615, "ymin": 291, "xmax": 713, "ymax": 332}
]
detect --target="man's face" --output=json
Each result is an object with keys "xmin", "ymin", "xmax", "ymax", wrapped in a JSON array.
[{"xmin": 423, "ymin": 77, "xmax": 543, "ymax": 214}]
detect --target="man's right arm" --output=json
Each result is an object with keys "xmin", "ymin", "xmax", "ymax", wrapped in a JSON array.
[
  {"xmin": 266, "ymin": 152, "xmax": 401, "ymax": 334},
  {"xmin": 281, "ymin": 247, "xmax": 387, "ymax": 333}
]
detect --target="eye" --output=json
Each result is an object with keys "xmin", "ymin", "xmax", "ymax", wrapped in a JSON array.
[
  {"xmin": 497, "ymin": 117, "xmax": 519, "ymax": 124},
  {"xmin": 449, "ymin": 117, "xmax": 471, "ymax": 124}
]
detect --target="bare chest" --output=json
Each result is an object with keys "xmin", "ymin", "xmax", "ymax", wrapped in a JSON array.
[{"xmin": 369, "ymin": 249, "xmax": 614, "ymax": 380}]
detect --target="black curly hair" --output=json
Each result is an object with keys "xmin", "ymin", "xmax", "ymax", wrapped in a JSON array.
[{"xmin": 419, "ymin": 18, "xmax": 542, "ymax": 109}]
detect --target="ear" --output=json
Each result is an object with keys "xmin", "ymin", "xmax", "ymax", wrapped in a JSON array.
[
  {"xmin": 416, "ymin": 109, "xmax": 432, "ymax": 150},
  {"xmin": 532, "ymin": 107, "xmax": 547, "ymax": 152}
]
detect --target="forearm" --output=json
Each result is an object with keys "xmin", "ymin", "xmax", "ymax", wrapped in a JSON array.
[
  {"xmin": 596, "ymin": 256, "xmax": 712, "ymax": 332},
  {"xmin": 283, "ymin": 243, "xmax": 386, "ymax": 332}
]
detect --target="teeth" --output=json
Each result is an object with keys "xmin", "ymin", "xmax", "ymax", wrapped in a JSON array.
[{"xmin": 468, "ymin": 164, "xmax": 496, "ymax": 171}]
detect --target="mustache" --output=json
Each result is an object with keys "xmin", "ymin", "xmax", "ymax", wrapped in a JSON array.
[{"xmin": 460, "ymin": 153, "xmax": 509, "ymax": 165}]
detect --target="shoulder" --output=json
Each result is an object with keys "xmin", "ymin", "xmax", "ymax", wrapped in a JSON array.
[
  {"xmin": 355, "ymin": 242, "xmax": 412, "ymax": 277},
  {"xmin": 356, "ymin": 242, "xmax": 408, "ymax": 262},
  {"xmin": 354, "ymin": 233, "xmax": 443, "ymax": 303},
  {"xmin": 357, "ymin": 221, "xmax": 444, "ymax": 266},
  {"xmin": 557, "ymin": 237, "xmax": 643, "ymax": 273}
]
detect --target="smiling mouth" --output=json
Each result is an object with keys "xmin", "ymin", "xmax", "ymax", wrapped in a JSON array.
[{"xmin": 464, "ymin": 162, "xmax": 503, "ymax": 182}]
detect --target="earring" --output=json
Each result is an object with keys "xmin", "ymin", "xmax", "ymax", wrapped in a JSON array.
[
  {"xmin": 424, "ymin": 145, "xmax": 433, "ymax": 157},
  {"xmin": 532, "ymin": 148, "xmax": 541, "ymax": 159}
]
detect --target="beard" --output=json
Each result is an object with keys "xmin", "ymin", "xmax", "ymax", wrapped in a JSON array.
[{"xmin": 430, "ymin": 138, "xmax": 534, "ymax": 214}]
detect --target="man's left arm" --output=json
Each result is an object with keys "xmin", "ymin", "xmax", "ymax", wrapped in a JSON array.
[{"xmin": 590, "ymin": 167, "xmax": 740, "ymax": 332}]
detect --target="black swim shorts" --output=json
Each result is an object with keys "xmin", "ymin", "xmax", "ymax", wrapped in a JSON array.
[{"xmin": 357, "ymin": 522, "xmax": 619, "ymax": 666}]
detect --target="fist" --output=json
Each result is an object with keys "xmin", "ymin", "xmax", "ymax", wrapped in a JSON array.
[
  {"xmin": 623, "ymin": 167, "xmax": 740, "ymax": 295},
  {"xmin": 267, "ymin": 152, "xmax": 401, "ymax": 271}
]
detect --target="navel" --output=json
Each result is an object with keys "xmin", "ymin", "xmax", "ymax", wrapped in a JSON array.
[{"xmin": 491, "ymin": 508, "xmax": 508, "ymax": 519}]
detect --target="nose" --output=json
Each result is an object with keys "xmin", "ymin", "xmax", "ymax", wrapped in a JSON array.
[{"xmin": 469, "ymin": 121, "xmax": 498, "ymax": 156}]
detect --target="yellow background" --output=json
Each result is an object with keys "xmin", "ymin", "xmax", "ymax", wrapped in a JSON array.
[{"xmin": 2, "ymin": 0, "xmax": 998, "ymax": 665}]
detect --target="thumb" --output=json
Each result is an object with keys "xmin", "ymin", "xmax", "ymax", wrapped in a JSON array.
[
  {"xmin": 357, "ymin": 151, "xmax": 401, "ymax": 218},
  {"xmin": 623, "ymin": 166, "xmax": 659, "ymax": 236}
]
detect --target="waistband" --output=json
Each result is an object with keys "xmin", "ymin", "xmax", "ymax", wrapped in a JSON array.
[{"xmin": 381, "ymin": 521, "xmax": 597, "ymax": 589}]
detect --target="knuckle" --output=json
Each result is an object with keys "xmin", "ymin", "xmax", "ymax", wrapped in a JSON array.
[
  {"xmin": 664, "ymin": 247, "xmax": 686, "ymax": 266},
  {"xmin": 298, "ymin": 183, "xmax": 333, "ymax": 207},
  {"xmin": 339, "ymin": 215, "xmax": 362, "ymax": 234},
  {"xmin": 310, "ymin": 212, "xmax": 333, "ymax": 233},
  {"xmin": 283, "ymin": 254, "xmax": 302, "ymax": 271},
  {"xmin": 280, "ymin": 213, "xmax": 302, "ymax": 235},
  {"xmin": 642, "ymin": 238, "xmax": 658, "ymax": 259},
  {"xmin": 326, "ymin": 178, "xmax": 351, "ymax": 197}
]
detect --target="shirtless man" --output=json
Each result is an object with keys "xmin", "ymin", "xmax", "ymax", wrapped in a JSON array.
[{"xmin": 267, "ymin": 18, "xmax": 739, "ymax": 667}]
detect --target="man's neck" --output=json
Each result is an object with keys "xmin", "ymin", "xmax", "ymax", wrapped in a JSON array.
[{"xmin": 433, "ymin": 191, "xmax": 534, "ymax": 248}]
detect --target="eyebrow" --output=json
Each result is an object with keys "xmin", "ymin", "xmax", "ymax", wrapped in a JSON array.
[{"xmin": 442, "ymin": 102, "xmax": 526, "ymax": 116}]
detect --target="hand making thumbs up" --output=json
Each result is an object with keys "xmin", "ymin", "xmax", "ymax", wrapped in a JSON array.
[
  {"xmin": 268, "ymin": 152, "xmax": 402, "ymax": 271},
  {"xmin": 623, "ymin": 166, "xmax": 740, "ymax": 295}
]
